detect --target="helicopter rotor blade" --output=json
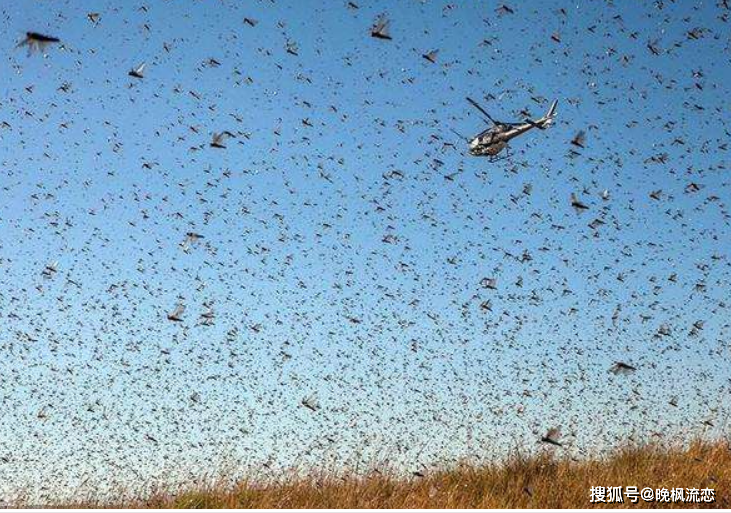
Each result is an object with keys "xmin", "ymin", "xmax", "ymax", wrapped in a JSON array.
[
  {"xmin": 466, "ymin": 97, "xmax": 498, "ymax": 125},
  {"xmin": 450, "ymin": 128, "xmax": 470, "ymax": 141}
]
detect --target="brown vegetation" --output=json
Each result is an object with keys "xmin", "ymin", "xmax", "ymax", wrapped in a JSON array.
[{"xmin": 49, "ymin": 440, "xmax": 730, "ymax": 509}]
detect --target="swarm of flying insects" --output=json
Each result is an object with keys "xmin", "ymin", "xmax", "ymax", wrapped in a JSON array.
[{"xmin": 3, "ymin": 0, "xmax": 730, "ymax": 507}]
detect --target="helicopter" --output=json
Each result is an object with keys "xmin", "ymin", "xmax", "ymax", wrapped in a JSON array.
[{"xmin": 464, "ymin": 96, "xmax": 558, "ymax": 160}]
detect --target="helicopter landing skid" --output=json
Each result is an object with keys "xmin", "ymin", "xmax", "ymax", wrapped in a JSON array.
[{"xmin": 488, "ymin": 146, "xmax": 511, "ymax": 163}]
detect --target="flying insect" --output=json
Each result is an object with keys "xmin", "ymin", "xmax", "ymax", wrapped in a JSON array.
[
  {"xmin": 464, "ymin": 96, "xmax": 558, "ymax": 160},
  {"xmin": 17, "ymin": 32, "xmax": 61, "ymax": 54},
  {"xmin": 129, "ymin": 62, "xmax": 146, "ymax": 79}
]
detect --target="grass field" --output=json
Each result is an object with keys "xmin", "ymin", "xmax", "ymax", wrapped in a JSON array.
[{"xmin": 40, "ymin": 440, "xmax": 730, "ymax": 509}]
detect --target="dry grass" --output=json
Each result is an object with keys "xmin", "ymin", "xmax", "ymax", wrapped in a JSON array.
[{"xmin": 47, "ymin": 440, "xmax": 730, "ymax": 509}]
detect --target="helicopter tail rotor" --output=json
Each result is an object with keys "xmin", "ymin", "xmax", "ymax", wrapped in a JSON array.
[{"xmin": 542, "ymin": 99, "xmax": 558, "ymax": 127}]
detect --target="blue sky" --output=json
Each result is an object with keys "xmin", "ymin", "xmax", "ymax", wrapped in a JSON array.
[{"xmin": 1, "ymin": 0, "xmax": 730, "ymax": 503}]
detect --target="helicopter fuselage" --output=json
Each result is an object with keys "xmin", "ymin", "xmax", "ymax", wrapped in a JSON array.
[
  {"xmin": 468, "ymin": 122, "xmax": 538, "ymax": 157},
  {"xmin": 468, "ymin": 129, "xmax": 506, "ymax": 156}
]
